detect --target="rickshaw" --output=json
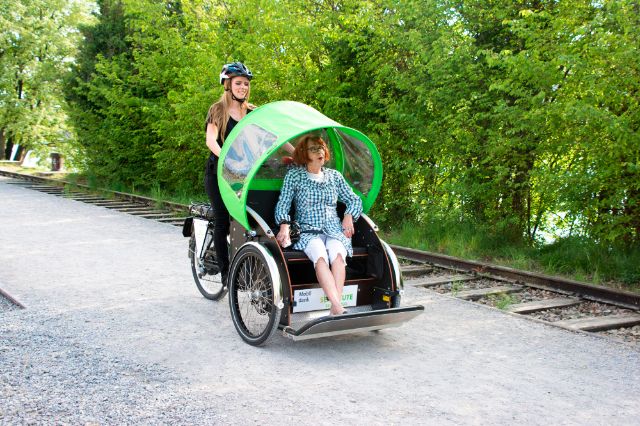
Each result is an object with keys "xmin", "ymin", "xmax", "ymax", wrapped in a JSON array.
[{"xmin": 184, "ymin": 101, "xmax": 424, "ymax": 346}]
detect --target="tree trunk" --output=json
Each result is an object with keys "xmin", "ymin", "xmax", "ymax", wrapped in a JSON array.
[
  {"xmin": 0, "ymin": 129, "xmax": 5, "ymax": 160},
  {"xmin": 5, "ymin": 139, "xmax": 13, "ymax": 160},
  {"xmin": 16, "ymin": 145, "xmax": 27, "ymax": 162}
]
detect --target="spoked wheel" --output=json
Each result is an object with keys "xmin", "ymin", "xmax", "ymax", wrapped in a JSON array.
[
  {"xmin": 228, "ymin": 244, "xmax": 281, "ymax": 346},
  {"xmin": 189, "ymin": 233, "xmax": 227, "ymax": 301}
]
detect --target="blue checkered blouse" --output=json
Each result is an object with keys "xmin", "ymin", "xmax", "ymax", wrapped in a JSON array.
[{"xmin": 275, "ymin": 166, "xmax": 363, "ymax": 256}]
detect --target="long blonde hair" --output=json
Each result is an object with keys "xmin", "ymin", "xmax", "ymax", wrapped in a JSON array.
[{"xmin": 206, "ymin": 78, "xmax": 255, "ymax": 143}]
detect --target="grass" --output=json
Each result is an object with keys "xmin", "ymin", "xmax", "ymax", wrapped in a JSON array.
[
  {"xmin": 490, "ymin": 293, "xmax": 517, "ymax": 310},
  {"xmin": 450, "ymin": 281, "xmax": 463, "ymax": 296},
  {"xmin": 381, "ymin": 218, "xmax": 640, "ymax": 294}
]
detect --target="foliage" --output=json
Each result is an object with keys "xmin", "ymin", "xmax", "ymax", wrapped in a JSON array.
[{"xmin": 5, "ymin": 0, "xmax": 634, "ymax": 256}]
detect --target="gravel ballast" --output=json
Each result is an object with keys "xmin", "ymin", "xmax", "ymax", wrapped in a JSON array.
[{"xmin": 1, "ymin": 176, "xmax": 639, "ymax": 425}]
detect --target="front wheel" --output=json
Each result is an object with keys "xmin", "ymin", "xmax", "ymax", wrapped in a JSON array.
[
  {"xmin": 228, "ymin": 244, "xmax": 281, "ymax": 346},
  {"xmin": 189, "ymin": 234, "xmax": 227, "ymax": 301}
]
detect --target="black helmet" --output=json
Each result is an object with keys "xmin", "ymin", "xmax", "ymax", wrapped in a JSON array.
[{"xmin": 219, "ymin": 62, "xmax": 253, "ymax": 85}]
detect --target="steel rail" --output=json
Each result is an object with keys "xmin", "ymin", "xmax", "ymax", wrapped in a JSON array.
[
  {"xmin": 0, "ymin": 287, "xmax": 25, "ymax": 309},
  {"xmin": 392, "ymin": 245, "xmax": 640, "ymax": 311}
]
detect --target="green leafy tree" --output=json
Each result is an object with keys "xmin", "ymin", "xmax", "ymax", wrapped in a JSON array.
[
  {"xmin": 0, "ymin": 0, "xmax": 91, "ymax": 161},
  {"xmin": 63, "ymin": 0, "xmax": 639, "ymax": 248},
  {"xmin": 66, "ymin": 0, "xmax": 228, "ymax": 190}
]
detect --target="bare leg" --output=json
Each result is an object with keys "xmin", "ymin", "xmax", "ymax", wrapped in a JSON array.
[
  {"xmin": 315, "ymin": 258, "xmax": 344, "ymax": 315},
  {"xmin": 331, "ymin": 254, "xmax": 346, "ymax": 303}
]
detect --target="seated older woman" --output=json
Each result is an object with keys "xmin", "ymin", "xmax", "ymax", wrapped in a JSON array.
[{"xmin": 275, "ymin": 135, "xmax": 363, "ymax": 316}]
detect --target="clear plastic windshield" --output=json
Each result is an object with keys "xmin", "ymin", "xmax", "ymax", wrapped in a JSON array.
[
  {"xmin": 334, "ymin": 129, "xmax": 375, "ymax": 196},
  {"xmin": 222, "ymin": 124, "xmax": 278, "ymax": 194}
]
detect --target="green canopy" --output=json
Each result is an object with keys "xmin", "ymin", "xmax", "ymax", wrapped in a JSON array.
[{"xmin": 218, "ymin": 101, "xmax": 383, "ymax": 230}]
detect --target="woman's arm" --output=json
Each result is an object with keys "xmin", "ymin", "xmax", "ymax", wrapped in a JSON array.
[
  {"xmin": 336, "ymin": 172, "xmax": 363, "ymax": 221},
  {"xmin": 275, "ymin": 170, "xmax": 296, "ymax": 247},
  {"xmin": 275, "ymin": 170, "xmax": 296, "ymax": 224},
  {"xmin": 283, "ymin": 142, "xmax": 295, "ymax": 154},
  {"xmin": 205, "ymin": 122, "xmax": 222, "ymax": 157}
]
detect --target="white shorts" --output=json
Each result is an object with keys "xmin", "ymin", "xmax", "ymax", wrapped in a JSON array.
[{"xmin": 303, "ymin": 235, "xmax": 347, "ymax": 267}]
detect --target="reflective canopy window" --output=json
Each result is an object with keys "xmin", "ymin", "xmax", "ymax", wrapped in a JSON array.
[
  {"xmin": 253, "ymin": 129, "xmax": 336, "ymax": 182},
  {"xmin": 223, "ymin": 124, "xmax": 278, "ymax": 195},
  {"xmin": 334, "ymin": 129, "xmax": 374, "ymax": 196}
]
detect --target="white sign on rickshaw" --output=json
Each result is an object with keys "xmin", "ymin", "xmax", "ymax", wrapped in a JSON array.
[{"xmin": 292, "ymin": 285, "xmax": 358, "ymax": 313}]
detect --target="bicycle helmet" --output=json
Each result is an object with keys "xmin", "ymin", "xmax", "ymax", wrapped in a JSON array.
[{"xmin": 219, "ymin": 62, "xmax": 253, "ymax": 85}]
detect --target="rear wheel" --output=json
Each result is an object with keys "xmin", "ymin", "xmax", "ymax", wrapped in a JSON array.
[
  {"xmin": 189, "ymin": 233, "xmax": 227, "ymax": 301},
  {"xmin": 228, "ymin": 244, "xmax": 281, "ymax": 346}
]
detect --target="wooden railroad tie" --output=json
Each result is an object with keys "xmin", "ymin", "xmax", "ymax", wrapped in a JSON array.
[
  {"xmin": 400, "ymin": 264, "xmax": 436, "ymax": 278},
  {"xmin": 455, "ymin": 285, "xmax": 522, "ymax": 301},
  {"xmin": 553, "ymin": 314, "xmax": 640, "ymax": 332},
  {"xmin": 507, "ymin": 297, "xmax": 582, "ymax": 314},
  {"xmin": 411, "ymin": 274, "xmax": 477, "ymax": 287}
]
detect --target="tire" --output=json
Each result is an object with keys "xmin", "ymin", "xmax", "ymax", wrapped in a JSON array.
[
  {"xmin": 228, "ymin": 244, "xmax": 281, "ymax": 346},
  {"xmin": 391, "ymin": 293, "xmax": 401, "ymax": 308},
  {"xmin": 189, "ymin": 233, "xmax": 227, "ymax": 301}
]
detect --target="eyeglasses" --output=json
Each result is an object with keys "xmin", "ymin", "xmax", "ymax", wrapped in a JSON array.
[{"xmin": 307, "ymin": 145, "xmax": 325, "ymax": 153}]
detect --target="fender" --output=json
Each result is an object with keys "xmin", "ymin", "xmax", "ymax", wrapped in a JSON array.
[
  {"xmin": 191, "ymin": 218, "xmax": 210, "ymax": 259},
  {"xmin": 182, "ymin": 217, "xmax": 193, "ymax": 237},
  {"xmin": 381, "ymin": 239, "xmax": 403, "ymax": 290},
  {"xmin": 237, "ymin": 241, "xmax": 284, "ymax": 311}
]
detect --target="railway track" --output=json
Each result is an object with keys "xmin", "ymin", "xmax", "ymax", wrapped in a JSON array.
[
  {"xmin": 396, "ymin": 246, "xmax": 640, "ymax": 344},
  {"xmin": 0, "ymin": 169, "xmax": 187, "ymax": 227},
  {"xmin": 2, "ymin": 168, "xmax": 639, "ymax": 344}
]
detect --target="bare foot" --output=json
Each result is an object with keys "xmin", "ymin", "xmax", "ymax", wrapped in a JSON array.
[{"xmin": 330, "ymin": 306, "xmax": 347, "ymax": 316}]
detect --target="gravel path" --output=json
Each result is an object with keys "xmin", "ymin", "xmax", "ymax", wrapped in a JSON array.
[
  {"xmin": 2, "ymin": 310, "xmax": 217, "ymax": 424},
  {"xmin": 1, "ymin": 176, "xmax": 639, "ymax": 425}
]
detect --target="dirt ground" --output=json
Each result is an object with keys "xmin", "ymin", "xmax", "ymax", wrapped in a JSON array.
[{"xmin": 1, "ymin": 176, "xmax": 639, "ymax": 425}]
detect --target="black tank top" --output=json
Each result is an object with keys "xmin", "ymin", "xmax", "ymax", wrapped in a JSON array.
[{"xmin": 206, "ymin": 111, "xmax": 251, "ymax": 161}]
